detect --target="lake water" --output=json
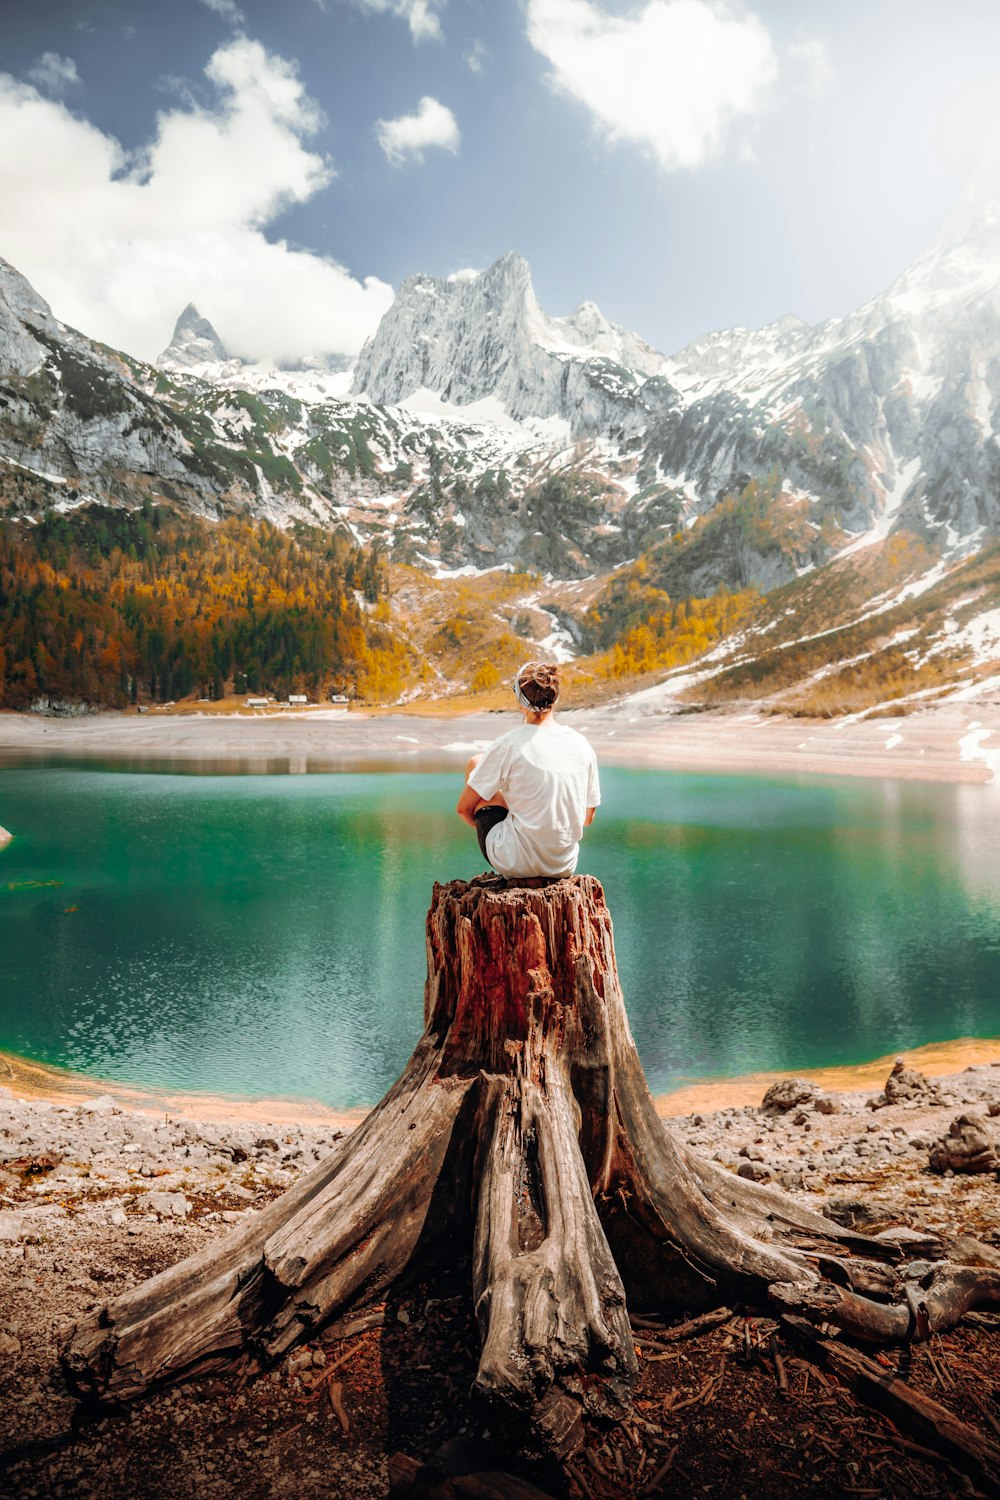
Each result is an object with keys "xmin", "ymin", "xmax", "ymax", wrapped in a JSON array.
[{"xmin": 1, "ymin": 763, "xmax": 998, "ymax": 1108}]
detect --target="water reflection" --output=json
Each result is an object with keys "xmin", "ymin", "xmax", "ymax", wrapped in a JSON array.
[{"xmin": 0, "ymin": 765, "xmax": 998, "ymax": 1106}]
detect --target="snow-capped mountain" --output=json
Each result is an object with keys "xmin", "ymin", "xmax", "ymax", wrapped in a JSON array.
[
  {"xmin": 157, "ymin": 304, "xmax": 233, "ymax": 369},
  {"xmin": 648, "ymin": 175, "xmax": 1000, "ymax": 552},
  {"xmin": 4, "ymin": 153, "xmax": 1000, "ymax": 594},
  {"xmin": 342, "ymin": 215, "xmax": 1000, "ymax": 572},
  {"xmin": 351, "ymin": 251, "xmax": 669, "ymax": 438},
  {"xmin": 0, "ymin": 255, "xmax": 239, "ymax": 517},
  {"xmin": 0, "ymin": 253, "xmax": 652, "ymax": 570},
  {"xmin": 156, "ymin": 305, "xmax": 354, "ymax": 396}
]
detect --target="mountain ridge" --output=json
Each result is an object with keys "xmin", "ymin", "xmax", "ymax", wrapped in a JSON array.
[
  {"xmin": 2, "ymin": 236, "xmax": 1000, "ymax": 717},
  {"xmin": 4, "ymin": 166, "xmax": 1000, "ymax": 600}
]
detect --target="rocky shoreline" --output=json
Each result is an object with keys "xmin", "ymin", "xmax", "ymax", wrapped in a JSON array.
[
  {"xmin": 1, "ymin": 1056, "xmax": 998, "ymax": 1499},
  {"xmin": 1, "ymin": 695, "xmax": 999, "ymax": 785}
]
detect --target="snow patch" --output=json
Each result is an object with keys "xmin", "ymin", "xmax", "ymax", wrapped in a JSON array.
[
  {"xmin": 430, "ymin": 561, "xmax": 515, "ymax": 581},
  {"xmin": 959, "ymin": 722, "xmax": 1000, "ymax": 784},
  {"xmin": 838, "ymin": 457, "xmax": 921, "ymax": 558},
  {"xmin": 946, "ymin": 670, "xmax": 1000, "ymax": 703}
]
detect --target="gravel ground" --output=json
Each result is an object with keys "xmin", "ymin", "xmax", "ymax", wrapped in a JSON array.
[{"xmin": 1, "ymin": 1057, "xmax": 998, "ymax": 1500}]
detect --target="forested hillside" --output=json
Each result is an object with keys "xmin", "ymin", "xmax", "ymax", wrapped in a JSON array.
[{"xmin": 0, "ymin": 504, "xmax": 412, "ymax": 710}]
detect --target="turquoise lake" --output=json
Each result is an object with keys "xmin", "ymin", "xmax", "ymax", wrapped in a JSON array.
[{"xmin": 0, "ymin": 763, "xmax": 998, "ymax": 1108}]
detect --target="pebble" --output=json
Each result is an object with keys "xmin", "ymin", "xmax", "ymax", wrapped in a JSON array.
[
  {"xmin": 0, "ymin": 1212, "xmax": 26, "ymax": 1243},
  {"xmin": 146, "ymin": 1191, "xmax": 192, "ymax": 1218},
  {"xmin": 80, "ymin": 1095, "xmax": 120, "ymax": 1115},
  {"xmin": 737, "ymin": 1161, "xmax": 774, "ymax": 1183}
]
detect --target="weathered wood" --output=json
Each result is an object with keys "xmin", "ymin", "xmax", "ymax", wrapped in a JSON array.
[
  {"xmin": 781, "ymin": 1318, "xmax": 1000, "ymax": 1497},
  {"xmin": 64, "ymin": 1039, "xmax": 474, "ymax": 1398},
  {"xmin": 632, "ymin": 1307, "xmax": 732, "ymax": 1344},
  {"xmin": 770, "ymin": 1264, "xmax": 1000, "ymax": 1344},
  {"xmin": 471, "ymin": 1075, "xmax": 635, "ymax": 1437},
  {"xmin": 60, "ymin": 874, "xmax": 1000, "ymax": 1456}
]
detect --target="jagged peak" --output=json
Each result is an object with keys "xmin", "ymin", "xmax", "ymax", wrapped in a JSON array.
[
  {"xmin": 157, "ymin": 304, "xmax": 230, "ymax": 369},
  {"xmin": 174, "ymin": 302, "xmax": 211, "ymax": 332},
  {"xmin": 482, "ymin": 249, "xmax": 531, "ymax": 281},
  {"xmin": 351, "ymin": 248, "xmax": 667, "ymax": 413},
  {"xmin": 397, "ymin": 251, "xmax": 534, "ymax": 304}
]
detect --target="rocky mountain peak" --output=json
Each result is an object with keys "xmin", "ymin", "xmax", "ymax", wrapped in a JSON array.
[
  {"xmin": 479, "ymin": 249, "xmax": 532, "ymax": 290},
  {"xmin": 350, "ymin": 251, "xmax": 666, "ymax": 428},
  {"xmin": 0, "ymin": 254, "xmax": 56, "ymax": 330},
  {"xmin": 883, "ymin": 184, "xmax": 1000, "ymax": 322},
  {"xmin": 157, "ymin": 304, "xmax": 231, "ymax": 369}
]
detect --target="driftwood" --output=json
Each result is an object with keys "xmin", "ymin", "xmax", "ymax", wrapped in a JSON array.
[
  {"xmin": 631, "ymin": 1307, "xmax": 732, "ymax": 1343},
  {"xmin": 60, "ymin": 875, "xmax": 1000, "ymax": 1457},
  {"xmin": 781, "ymin": 1317, "xmax": 1000, "ymax": 1497}
]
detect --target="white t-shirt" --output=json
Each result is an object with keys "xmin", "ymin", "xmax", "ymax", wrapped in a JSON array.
[{"xmin": 468, "ymin": 719, "xmax": 601, "ymax": 877}]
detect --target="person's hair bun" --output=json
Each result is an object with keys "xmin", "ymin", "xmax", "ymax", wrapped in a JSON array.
[{"xmin": 518, "ymin": 661, "xmax": 560, "ymax": 710}]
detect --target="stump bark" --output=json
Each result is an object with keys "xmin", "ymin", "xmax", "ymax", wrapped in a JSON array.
[{"xmin": 61, "ymin": 875, "xmax": 1000, "ymax": 1456}]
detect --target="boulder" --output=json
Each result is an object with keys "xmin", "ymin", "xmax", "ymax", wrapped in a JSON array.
[
  {"xmin": 146, "ymin": 1191, "xmax": 192, "ymax": 1218},
  {"xmin": 80, "ymin": 1094, "xmax": 120, "ymax": 1115},
  {"xmin": 869, "ymin": 1058, "xmax": 944, "ymax": 1110},
  {"xmin": 928, "ymin": 1114, "xmax": 998, "ymax": 1174},
  {"xmin": 0, "ymin": 1212, "xmax": 25, "ymax": 1243},
  {"xmin": 737, "ymin": 1161, "xmax": 775, "ymax": 1184},
  {"xmin": 761, "ymin": 1077, "xmax": 818, "ymax": 1113}
]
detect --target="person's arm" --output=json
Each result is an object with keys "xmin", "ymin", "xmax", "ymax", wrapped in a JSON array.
[
  {"xmin": 456, "ymin": 782, "xmax": 484, "ymax": 828},
  {"xmin": 583, "ymin": 750, "xmax": 600, "ymax": 829},
  {"xmin": 457, "ymin": 741, "xmax": 508, "ymax": 826}
]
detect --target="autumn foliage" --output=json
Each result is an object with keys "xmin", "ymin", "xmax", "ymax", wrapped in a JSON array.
[
  {"xmin": 576, "ymin": 560, "xmax": 759, "ymax": 683},
  {"xmin": 0, "ymin": 503, "xmax": 413, "ymax": 710}
]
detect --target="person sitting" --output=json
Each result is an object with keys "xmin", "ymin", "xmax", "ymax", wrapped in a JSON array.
[{"xmin": 456, "ymin": 661, "xmax": 600, "ymax": 878}]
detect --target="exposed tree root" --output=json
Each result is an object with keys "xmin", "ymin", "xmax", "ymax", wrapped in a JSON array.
[
  {"xmin": 771, "ymin": 1263, "xmax": 1000, "ymax": 1343},
  {"xmin": 61, "ymin": 875, "xmax": 999, "ymax": 1457}
]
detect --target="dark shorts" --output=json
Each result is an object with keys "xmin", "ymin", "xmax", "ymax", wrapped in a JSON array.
[{"xmin": 474, "ymin": 805, "xmax": 508, "ymax": 865}]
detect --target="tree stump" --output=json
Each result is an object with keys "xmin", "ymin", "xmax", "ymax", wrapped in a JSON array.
[{"xmin": 61, "ymin": 875, "xmax": 1000, "ymax": 1456}]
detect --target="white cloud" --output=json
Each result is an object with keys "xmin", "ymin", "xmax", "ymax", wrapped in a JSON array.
[
  {"xmin": 197, "ymin": 0, "xmax": 246, "ymax": 24},
  {"xmin": 788, "ymin": 35, "xmax": 831, "ymax": 94},
  {"xmin": 354, "ymin": 0, "xmax": 444, "ymax": 43},
  {"xmin": 464, "ymin": 40, "xmax": 488, "ymax": 75},
  {"xmin": 26, "ymin": 52, "xmax": 81, "ymax": 94},
  {"xmin": 376, "ymin": 96, "xmax": 460, "ymax": 166},
  {"xmin": 464, "ymin": 39, "xmax": 488, "ymax": 74},
  {"xmin": 525, "ymin": 0, "xmax": 779, "ymax": 171},
  {"xmin": 0, "ymin": 38, "xmax": 393, "ymax": 365},
  {"xmin": 197, "ymin": 0, "xmax": 245, "ymax": 21}
]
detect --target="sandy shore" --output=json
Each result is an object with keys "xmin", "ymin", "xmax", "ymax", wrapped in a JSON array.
[
  {"xmin": 1, "ymin": 691, "xmax": 999, "ymax": 783},
  {"xmin": 2, "ymin": 1037, "xmax": 997, "ymax": 1128},
  {"xmin": 0, "ymin": 1050, "xmax": 366, "ymax": 1130}
]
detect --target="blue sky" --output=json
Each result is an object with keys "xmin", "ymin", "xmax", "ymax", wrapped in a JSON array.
[{"xmin": 4, "ymin": 0, "xmax": 1000, "ymax": 365}]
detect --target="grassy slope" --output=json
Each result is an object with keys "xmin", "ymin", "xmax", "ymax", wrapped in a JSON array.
[
  {"xmin": 378, "ymin": 533, "xmax": 1000, "ymax": 721},
  {"xmin": 677, "ymin": 535, "xmax": 1000, "ymax": 717}
]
